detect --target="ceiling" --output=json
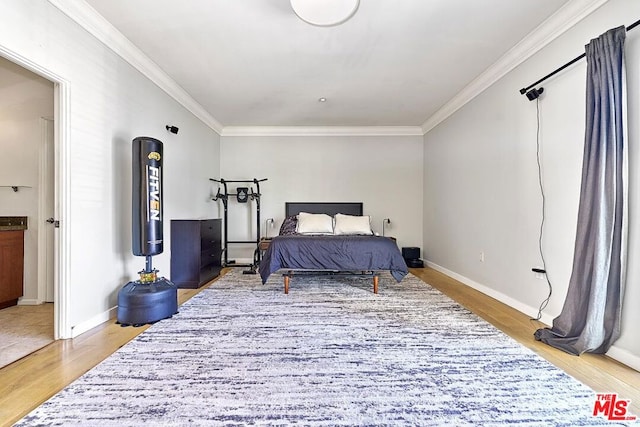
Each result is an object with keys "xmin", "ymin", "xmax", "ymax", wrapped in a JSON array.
[{"xmin": 82, "ymin": 0, "xmax": 572, "ymax": 129}]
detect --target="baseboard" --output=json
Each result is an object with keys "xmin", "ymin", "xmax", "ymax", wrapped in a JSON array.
[
  {"xmin": 425, "ymin": 260, "xmax": 640, "ymax": 372},
  {"xmin": 17, "ymin": 298, "xmax": 43, "ymax": 306},
  {"xmin": 605, "ymin": 345, "xmax": 640, "ymax": 372},
  {"xmin": 425, "ymin": 260, "xmax": 555, "ymax": 326},
  {"xmin": 19, "ymin": 299, "xmax": 118, "ymax": 340},
  {"xmin": 71, "ymin": 306, "xmax": 117, "ymax": 338},
  {"xmin": 225, "ymin": 258, "xmax": 254, "ymax": 266}
]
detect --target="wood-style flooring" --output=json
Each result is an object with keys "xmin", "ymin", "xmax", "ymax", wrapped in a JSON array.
[{"xmin": 0, "ymin": 268, "xmax": 638, "ymax": 426}]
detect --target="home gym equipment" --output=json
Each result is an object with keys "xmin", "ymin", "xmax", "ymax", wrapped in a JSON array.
[
  {"xmin": 210, "ymin": 178, "xmax": 267, "ymax": 274},
  {"xmin": 117, "ymin": 136, "xmax": 178, "ymax": 326}
]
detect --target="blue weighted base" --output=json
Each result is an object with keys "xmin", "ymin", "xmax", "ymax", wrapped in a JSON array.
[{"xmin": 117, "ymin": 278, "xmax": 177, "ymax": 326}]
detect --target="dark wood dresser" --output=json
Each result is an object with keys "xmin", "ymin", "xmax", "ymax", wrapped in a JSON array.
[
  {"xmin": 0, "ymin": 216, "xmax": 27, "ymax": 309},
  {"xmin": 170, "ymin": 219, "xmax": 222, "ymax": 289}
]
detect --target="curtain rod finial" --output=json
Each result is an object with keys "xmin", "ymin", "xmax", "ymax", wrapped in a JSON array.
[{"xmin": 526, "ymin": 87, "xmax": 544, "ymax": 101}]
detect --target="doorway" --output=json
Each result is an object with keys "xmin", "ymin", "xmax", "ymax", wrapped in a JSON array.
[
  {"xmin": 0, "ymin": 57, "xmax": 55, "ymax": 367},
  {"xmin": 0, "ymin": 50, "xmax": 68, "ymax": 367}
]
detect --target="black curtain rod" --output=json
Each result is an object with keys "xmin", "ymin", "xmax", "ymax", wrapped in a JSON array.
[{"xmin": 519, "ymin": 18, "xmax": 640, "ymax": 95}]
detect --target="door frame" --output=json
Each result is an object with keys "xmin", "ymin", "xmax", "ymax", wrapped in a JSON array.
[{"xmin": 0, "ymin": 46, "xmax": 71, "ymax": 339}]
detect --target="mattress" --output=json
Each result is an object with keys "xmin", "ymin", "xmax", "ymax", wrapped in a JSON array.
[{"xmin": 259, "ymin": 234, "xmax": 408, "ymax": 284}]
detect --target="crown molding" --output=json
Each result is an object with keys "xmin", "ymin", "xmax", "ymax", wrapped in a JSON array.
[
  {"xmin": 47, "ymin": 0, "xmax": 607, "ymax": 138},
  {"xmin": 221, "ymin": 126, "xmax": 425, "ymax": 137},
  {"xmin": 47, "ymin": 0, "xmax": 224, "ymax": 135},
  {"xmin": 421, "ymin": 0, "xmax": 608, "ymax": 134}
]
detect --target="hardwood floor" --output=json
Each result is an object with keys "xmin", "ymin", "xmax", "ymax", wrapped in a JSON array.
[{"xmin": 1, "ymin": 268, "xmax": 638, "ymax": 426}]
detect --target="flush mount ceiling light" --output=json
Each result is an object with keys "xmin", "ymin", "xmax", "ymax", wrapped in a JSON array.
[{"xmin": 290, "ymin": 0, "xmax": 360, "ymax": 27}]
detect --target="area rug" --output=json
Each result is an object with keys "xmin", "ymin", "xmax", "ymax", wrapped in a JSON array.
[{"xmin": 17, "ymin": 271, "xmax": 624, "ymax": 426}]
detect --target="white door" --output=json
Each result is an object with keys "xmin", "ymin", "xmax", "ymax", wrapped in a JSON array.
[{"xmin": 39, "ymin": 117, "xmax": 55, "ymax": 303}]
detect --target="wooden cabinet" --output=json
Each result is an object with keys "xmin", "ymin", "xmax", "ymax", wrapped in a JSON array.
[
  {"xmin": 0, "ymin": 230, "xmax": 25, "ymax": 309},
  {"xmin": 170, "ymin": 219, "xmax": 222, "ymax": 289}
]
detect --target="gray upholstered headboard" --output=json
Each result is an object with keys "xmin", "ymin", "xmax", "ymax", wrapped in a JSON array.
[{"xmin": 285, "ymin": 202, "xmax": 363, "ymax": 217}]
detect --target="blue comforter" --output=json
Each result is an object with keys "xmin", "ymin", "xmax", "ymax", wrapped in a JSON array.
[{"xmin": 259, "ymin": 235, "xmax": 408, "ymax": 284}]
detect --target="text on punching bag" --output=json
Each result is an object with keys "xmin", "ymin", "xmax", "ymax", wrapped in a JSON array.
[{"xmin": 147, "ymin": 165, "xmax": 161, "ymax": 221}]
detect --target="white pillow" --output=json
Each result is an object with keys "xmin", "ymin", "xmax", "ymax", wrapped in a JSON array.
[
  {"xmin": 296, "ymin": 212, "xmax": 334, "ymax": 235},
  {"xmin": 333, "ymin": 213, "xmax": 373, "ymax": 235}
]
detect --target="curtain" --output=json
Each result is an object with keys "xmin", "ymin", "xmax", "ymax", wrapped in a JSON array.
[{"xmin": 534, "ymin": 26, "xmax": 627, "ymax": 355}]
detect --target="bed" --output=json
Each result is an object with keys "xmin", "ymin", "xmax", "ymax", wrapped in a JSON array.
[{"xmin": 259, "ymin": 202, "xmax": 408, "ymax": 294}]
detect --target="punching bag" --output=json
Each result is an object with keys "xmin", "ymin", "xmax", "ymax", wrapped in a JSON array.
[
  {"xmin": 132, "ymin": 136, "xmax": 163, "ymax": 256},
  {"xmin": 117, "ymin": 136, "xmax": 177, "ymax": 327}
]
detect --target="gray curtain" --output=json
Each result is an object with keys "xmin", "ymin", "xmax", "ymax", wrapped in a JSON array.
[{"xmin": 534, "ymin": 26, "xmax": 627, "ymax": 355}]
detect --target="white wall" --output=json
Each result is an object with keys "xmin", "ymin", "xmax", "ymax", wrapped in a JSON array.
[
  {"xmin": 221, "ymin": 134, "xmax": 423, "ymax": 261},
  {"xmin": 0, "ymin": 57, "xmax": 53, "ymax": 302},
  {"xmin": 423, "ymin": 0, "xmax": 640, "ymax": 370},
  {"xmin": 0, "ymin": 0, "xmax": 221, "ymax": 335}
]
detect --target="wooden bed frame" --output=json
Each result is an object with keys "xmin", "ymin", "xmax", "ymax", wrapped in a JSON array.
[
  {"xmin": 280, "ymin": 202, "xmax": 378, "ymax": 294},
  {"xmin": 282, "ymin": 271, "xmax": 379, "ymax": 294}
]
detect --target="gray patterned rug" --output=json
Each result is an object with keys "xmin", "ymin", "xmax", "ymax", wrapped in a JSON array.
[{"xmin": 17, "ymin": 270, "xmax": 622, "ymax": 426}]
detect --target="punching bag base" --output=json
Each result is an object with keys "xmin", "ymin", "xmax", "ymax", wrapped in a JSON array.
[{"xmin": 116, "ymin": 278, "xmax": 178, "ymax": 326}]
